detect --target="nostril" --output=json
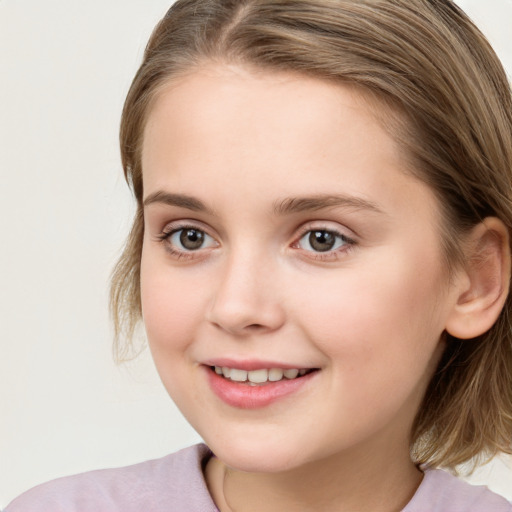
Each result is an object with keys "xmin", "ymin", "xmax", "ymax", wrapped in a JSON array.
[
  {"xmin": 206, "ymin": 293, "xmax": 286, "ymax": 335},
  {"xmin": 209, "ymin": 321, "xmax": 266, "ymax": 334}
]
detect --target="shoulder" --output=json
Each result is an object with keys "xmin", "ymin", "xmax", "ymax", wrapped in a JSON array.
[
  {"xmin": 403, "ymin": 468, "xmax": 512, "ymax": 512},
  {"xmin": 5, "ymin": 443, "xmax": 218, "ymax": 512}
]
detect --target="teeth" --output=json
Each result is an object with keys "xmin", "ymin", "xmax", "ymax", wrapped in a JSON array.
[
  {"xmin": 213, "ymin": 366, "xmax": 310, "ymax": 383},
  {"xmin": 248, "ymin": 369, "xmax": 268, "ymax": 383},
  {"xmin": 268, "ymin": 368, "xmax": 284, "ymax": 381},
  {"xmin": 283, "ymin": 369, "xmax": 299, "ymax": 379},
  {"xmin": 230, "ymin": 369, "xmax": 248, "ymax": 382}
]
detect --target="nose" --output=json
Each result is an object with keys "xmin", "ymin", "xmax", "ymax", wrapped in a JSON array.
[{"xmin": 206, "ymin": 249, "xmax": 286, "ymax": 336}]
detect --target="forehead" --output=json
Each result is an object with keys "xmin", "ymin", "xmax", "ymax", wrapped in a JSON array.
[
  {"xmin": 144, "ymin": 64, "xmax": 393, "ymax": 148},
  {"xmin": 144, "ymin": 67, "xmax": 391, "ymax": 169},
  {"xmin": 141, "ymin": 63, "xmax": 439, "ymax": 225}
]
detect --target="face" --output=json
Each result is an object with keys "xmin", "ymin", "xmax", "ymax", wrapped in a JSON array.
[{"xmin": 140, "ymin": 64, "xmax": 461, "ymax": 473}]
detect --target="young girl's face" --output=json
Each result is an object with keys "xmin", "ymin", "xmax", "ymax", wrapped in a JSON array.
[{"xmin": 140, "ymin": 64, "xmax": 463, "ymax": 472}]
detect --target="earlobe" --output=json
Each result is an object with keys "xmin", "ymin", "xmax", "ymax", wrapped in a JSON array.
[{"xmin": 445, "ymin": 217, "xmax": 511, "ymax": 340}]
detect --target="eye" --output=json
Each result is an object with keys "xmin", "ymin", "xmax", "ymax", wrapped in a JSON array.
[
  {"xmin": 297, "ymin": 229, "xmax": 353, "ymax": 253},
  {"xmin": 155, "ymin": 223, "xmax": 219, "ymax": 261},
  {"xmin": 167, "ymin": 227, "xmax": 217, "ymax": 252}
]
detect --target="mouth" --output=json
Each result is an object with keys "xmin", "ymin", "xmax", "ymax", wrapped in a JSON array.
[
  {"xmin": 210, "ymin": 366, "xmax": 317, "ymax": 385},
  {"xmin": 204, "ymin": 364, "xmax": 320, "ymax": 409}
]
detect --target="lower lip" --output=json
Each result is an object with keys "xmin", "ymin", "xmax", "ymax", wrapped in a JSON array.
[{"xmin": 205, "ymin": 367, "xmax": 318, "ymax": 409}]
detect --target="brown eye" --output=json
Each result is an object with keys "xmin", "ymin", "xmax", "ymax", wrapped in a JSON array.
[
  {"xmin": 168, "ymin": 228, "xmax": 216, "ymax": 251},
  {"xmin": 180, "ymin": 229, "xmax": 205, "ymax": 250},
  {"xmin": 309, "ymin": 231, "xmax": 336, "ymax": 252},
  {"xmin": 298, "ymin": 229, "xmax": 350, "ymax": 253}
]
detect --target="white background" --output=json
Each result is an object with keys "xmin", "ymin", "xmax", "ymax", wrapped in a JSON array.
[{"xmin": 1, "ymin": 0, "xmax": 511, "ymax": 506}]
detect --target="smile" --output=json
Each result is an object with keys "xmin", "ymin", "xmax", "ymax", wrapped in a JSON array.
[
  {"xmin": 205, "ymin": 365, "xmax": 319, "ymax": 409},
  {"xmin": 212, "ymin": 366, "xmax": 311, "ymax": 385}
]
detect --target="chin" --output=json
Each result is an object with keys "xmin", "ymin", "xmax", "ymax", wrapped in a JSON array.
[{"xmin": 204, "ymin": 433, "xmax": 309, "ymax": 473}]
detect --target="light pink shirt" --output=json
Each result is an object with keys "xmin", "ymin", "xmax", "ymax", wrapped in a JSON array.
[{"xmin": 5, "ymin": 444, "xmax": 512, "ymax": 511}]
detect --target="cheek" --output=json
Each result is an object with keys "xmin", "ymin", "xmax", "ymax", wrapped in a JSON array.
[
  {"xmin": 287, "ymin": 253, "xmax": 448, "ymax": 436},
  {"xmin": 140, "ymin": 250, "xmax": 212, "ymax": 410},
  {"xmin": 140, "ymin": 251, "xmax": 207, "ymax": 354},
  {"xmin": 291, "ymin": 248, "xmax": 448, "ymax": 374}
]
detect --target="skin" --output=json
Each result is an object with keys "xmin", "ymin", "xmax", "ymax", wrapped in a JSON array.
[{"xmin": 140, "ymin": 64, "xmax": 470, "ymax": 512}]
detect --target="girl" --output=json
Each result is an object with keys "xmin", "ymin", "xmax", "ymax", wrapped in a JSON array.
[{"xmin": 6, "ymin": 0, "xmax": 512, "ymax": 510}]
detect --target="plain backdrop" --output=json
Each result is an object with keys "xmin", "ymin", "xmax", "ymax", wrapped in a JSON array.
[{"xmin": 1, "ymin": 0, "xmax": 511, "ymax": 507}]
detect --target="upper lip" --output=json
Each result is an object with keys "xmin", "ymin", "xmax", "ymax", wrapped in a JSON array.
[{"xmin": 202, "ymin": 358, "xmax": 316, "ymax": 371}]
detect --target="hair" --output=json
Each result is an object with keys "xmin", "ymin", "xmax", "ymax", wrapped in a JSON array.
[{"xmin": 111, "ymin": 0, "xmax": 512, "ymax": 471}]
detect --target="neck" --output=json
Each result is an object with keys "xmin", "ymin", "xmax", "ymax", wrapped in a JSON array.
[{"xmin": 205, "ymin": 437, "xmax": 423, "ymax": 512}]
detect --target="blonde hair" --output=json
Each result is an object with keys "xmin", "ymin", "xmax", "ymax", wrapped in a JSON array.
[{"xmin": 111, "ymin": 0, "xmax": 512, "ymax": 470}]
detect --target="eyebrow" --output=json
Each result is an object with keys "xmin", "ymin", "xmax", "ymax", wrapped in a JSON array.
[
  {"xmin": 143, "ymin": 191, "xmax": 215, "ymax": 215},
  {"xmin": 143, "ymin": 191, "xmax": 383, "ymax": 216},
  {"xmin": 273, "ymin": 194, "xmax": 383, "ymax": 216}
]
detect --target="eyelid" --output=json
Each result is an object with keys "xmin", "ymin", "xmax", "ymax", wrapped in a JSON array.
[
  {"xmin": 294, "ymin": 221, "xmax": 356, "ymax": 242},
  {"xmin": 155, "ymin": 220, "xmax": 220, "ymax": 260},
  {"xmin": 291, "ymin": 222, "xmax": 357, "ymax": 260},
  {"xmin": 168, "ymin": 228, "xmax": 217, "ymax": 249},
  {"xmin": 153, "ymin": 218, "xmax": 356, "ymax": 262},
  {"xmin": 157, "ymin": 218, "xmax": 218, "ymax": 240}
]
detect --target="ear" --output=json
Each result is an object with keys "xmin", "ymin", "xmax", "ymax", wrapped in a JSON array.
[{"xmin": 445, "ymin": 217, "xmax": 511, "ymax": 340}]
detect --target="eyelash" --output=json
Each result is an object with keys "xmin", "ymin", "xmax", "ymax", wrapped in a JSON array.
[
  {"xmin": 156, "ymin": 223, "xmax": 217, "ymax": 261},
  {"xmin": 293, "ymin": 225, "xmax": 356, "ymax": 261},
  {"xmin": 156, "ymin": 223, "xmax": 357, "ymax": 262}
]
